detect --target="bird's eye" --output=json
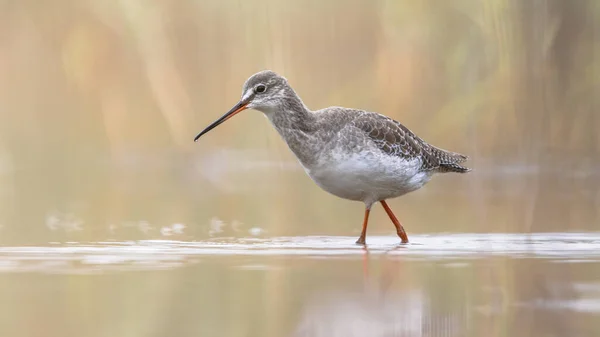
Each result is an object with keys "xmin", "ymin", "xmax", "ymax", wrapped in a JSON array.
[{"xmin": 255, "ymin": 84, "xmax": 266, "ymax": 93}]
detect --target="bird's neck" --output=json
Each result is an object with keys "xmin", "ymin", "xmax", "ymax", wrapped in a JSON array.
[{"xmin": 264, "ymin": 98, "xmax": 321, "ymax": 167}]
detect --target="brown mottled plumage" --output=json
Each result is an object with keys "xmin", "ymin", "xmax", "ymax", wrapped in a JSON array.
[
  {"xmin": 195, "ymin": 70, "xmax": 471, "ymax": 244},
  {"xmin": 350, "ymin": 112, "xmax": 470, "ymax": 173}
]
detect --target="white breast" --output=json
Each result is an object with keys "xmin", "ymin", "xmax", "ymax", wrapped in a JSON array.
[{"xmin": 303, "ymin": 150, "xmax": 431, "ymax": 206}]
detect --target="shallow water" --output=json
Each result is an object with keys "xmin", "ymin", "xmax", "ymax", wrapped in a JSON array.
[
  {"xmin": 2, "ymin": 233, "xmax": 600, "ymax": 271},
  {"xmin": 1, "ymin": 1, "xmax": 599, "ymax": 335},
  {"xmin": 1, "ymin": 234, "xmax": 600, "ymax": 336}
]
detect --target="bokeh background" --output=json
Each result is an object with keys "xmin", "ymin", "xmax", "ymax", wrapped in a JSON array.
[
  {"xmin": 1, "ymin": 0, "xmax": 597, "ymax": 244},
  {"xmin": 0, "ymin": 1, "xmax": 599, "ymax": 336}
]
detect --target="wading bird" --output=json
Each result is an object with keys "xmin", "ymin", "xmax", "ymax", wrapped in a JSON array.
[{"xmin": 194, "ymin": 70, "xmax": 470, "ymax": 244}]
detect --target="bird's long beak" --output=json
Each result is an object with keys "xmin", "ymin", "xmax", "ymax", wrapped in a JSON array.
[{"xmin": 194, "ymin": 100, "xmax": 249, "ymax": 141}]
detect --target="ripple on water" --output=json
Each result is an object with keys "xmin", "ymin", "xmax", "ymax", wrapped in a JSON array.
[{"xmin": 0, "ymin": 233, "xmax": 599, "ymax": 273}]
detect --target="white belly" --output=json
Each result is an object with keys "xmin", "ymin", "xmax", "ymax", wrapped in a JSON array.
[{"xmin": 304, "ymin": 151, "xmax": 431, "ymax": 205}]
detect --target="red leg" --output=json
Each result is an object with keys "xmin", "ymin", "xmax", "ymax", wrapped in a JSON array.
[
  {"xmin": 356, "ymin": 207, "xmax": 371, "ymax": 245},
  {"xmin": 380, "ymin": 200, "xmax": 409, "ymax": 243}
]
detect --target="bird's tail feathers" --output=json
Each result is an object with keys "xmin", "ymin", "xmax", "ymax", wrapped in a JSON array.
[{"xmin": 430, "ymin": 145, "xmax": 471, "ymax": 173}]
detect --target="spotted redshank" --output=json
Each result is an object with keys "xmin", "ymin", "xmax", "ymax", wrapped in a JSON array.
[{"xmin": 194, "ymin": 70, "xmax": 470, "ymax": 244}]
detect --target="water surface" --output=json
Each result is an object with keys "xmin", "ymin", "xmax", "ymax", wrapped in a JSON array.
[
  {"xmin": 0, "ymin": 1, "xmax": 598, "ymax": 336},
  {"xmin": 1, "ymin": 234, "xmax": 600, "ymax": 337}
]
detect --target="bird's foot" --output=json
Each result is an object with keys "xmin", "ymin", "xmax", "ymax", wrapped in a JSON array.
[
  {"xmin": 397, "ymin": 232, "xmax": 409, "ymax": 244},
  {"xmin": 396, "ymin": 231, "xmax": 409, "ymax": 244},
  {"xmin": 355, "ymin": 237, "xmax": 366, "ymax": 245}
]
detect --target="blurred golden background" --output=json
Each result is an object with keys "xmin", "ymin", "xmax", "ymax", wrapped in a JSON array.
[
  {"xmin": 0, "ymin": 1, "xmax": 599, "ymax": 337},
  {"xmin": 0, "ymin": 0, "xmax": 597, "ymax": 243}
]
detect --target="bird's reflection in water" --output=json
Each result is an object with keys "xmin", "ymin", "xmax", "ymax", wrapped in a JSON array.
[{"xmin": 292, "ymin": 245, "xmax": 468, "ymax": 337}]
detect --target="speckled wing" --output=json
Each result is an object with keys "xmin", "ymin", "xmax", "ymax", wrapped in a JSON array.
[{"xmin": 350, "ymin": 113, "xmax": 470, "ymax": 173}]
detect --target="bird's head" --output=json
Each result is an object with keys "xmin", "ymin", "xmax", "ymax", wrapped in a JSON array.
[{"xmin": 194, "ymin": 70, "xmax": 292, "ymax": 141}]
